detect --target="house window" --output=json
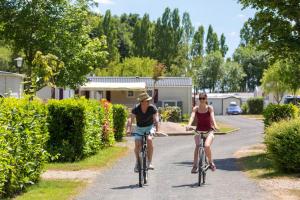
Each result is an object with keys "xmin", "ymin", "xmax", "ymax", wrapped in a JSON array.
[
  {"xmin": 163, "ymin": 101, "xmax": 177, "ymax": 107},
  {"xmin": 127, "ymin": 91, "xmax": 134, "ymax": 97},
  {"xmin": 147, "ymin": 90, "xmax": 153, "ymax": 97}
]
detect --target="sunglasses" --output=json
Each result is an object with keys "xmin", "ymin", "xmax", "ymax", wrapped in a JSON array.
[{"xmin": 199, "ymin": 97, "xmax": 206, "ymax": 100}]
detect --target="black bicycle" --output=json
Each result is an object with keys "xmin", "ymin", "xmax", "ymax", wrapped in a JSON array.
[
  {"xmin": 192, "ymin": 128, "xmax": 210, "ymax": 186},
  {"xmin": 137, "ymin": 132, "xmax": 149, "ymax": 187}
]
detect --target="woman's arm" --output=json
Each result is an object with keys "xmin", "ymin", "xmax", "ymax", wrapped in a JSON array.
[
  {"xmin": 186, "ymin": 106, "xmax": 197, "ymax": 130},
  {"xmin": 209, "ymin": 106, "xmax": 219, "ymax": 130},
  {"xmin": 153, "ymin": 112, "xmax": 159, "ymax": 132},
  {"xmin": 126, "ymin": 113, "xmax": 136, "ymax": 134}
]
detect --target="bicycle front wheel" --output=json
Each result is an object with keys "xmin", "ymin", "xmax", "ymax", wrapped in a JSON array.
[{"xmin": 198, "ymin": 148, "xmax": 205, "ymax": 186}]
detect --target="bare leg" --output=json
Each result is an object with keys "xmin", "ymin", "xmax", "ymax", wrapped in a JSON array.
[
  {"xmin": 134, "ymin": 140, "xmax": 142, "ymax": 161},
  {"xmin": 147, "ymin": 136, "xmax": 153, "ymax": 163},
  {"xmin": 204, "ymin": 134, "xmax": 214, "ymax": 162},
  {"xmin": 193, "ymin": 145, "xmax": 200, "ymax": 166}
]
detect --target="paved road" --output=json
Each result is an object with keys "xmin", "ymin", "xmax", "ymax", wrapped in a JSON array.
[{"xmin": 76, "ymin": 116, "xmax": 270, "ymax": 200}]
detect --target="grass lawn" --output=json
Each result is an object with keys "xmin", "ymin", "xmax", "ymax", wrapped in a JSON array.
[
  {"xmin": 13, "ymin": 180, "xmax": 86, "ymax": 200},
  {"xmin": 46, "ymin": 145, "xmax": 128, "ymax": 171}
]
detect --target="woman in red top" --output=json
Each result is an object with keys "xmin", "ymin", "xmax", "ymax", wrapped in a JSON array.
[{"xmin": 186, "ymin": 93, "xmax": 219, "ymax": 173}]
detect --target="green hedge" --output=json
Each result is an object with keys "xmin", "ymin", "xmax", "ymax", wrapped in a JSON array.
[
  {"xmin": 47, "ymin": 97, "xmax": 102, "ymax": 162},
  {"xmin": 100, "ymin": 99, "xmax": 115, "ymax": 146},
  {"xmin": 247, "ymin": 97, "xmax": 264, "ymax": 114},
  {"xmin": 0, "ymin": 97, "xmax": 49, "ymax": 198},
  {"xmin": 241, "ymin": 103, "xmax": 249, "ymax": 114},
  {"xmin": 159, "ymin": 106, "xmax": 181, "ymax": 122},
  {"xmin": 265, "ymin": 118, "xmax": 300, "ymax": 172},
  {"xmin": 112, "ymin": 104, "xmax": 128, "ymax": 141},
  {"xmin": 263, "ymin": 104, "xmax": 299, "ymax": 128}
]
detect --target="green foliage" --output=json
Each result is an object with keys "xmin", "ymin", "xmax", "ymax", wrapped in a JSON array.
[
  {"xmin": 220, "ymin": 61, "xmax": 246, "ymax": 92},
  {"xmin": 159, "ymin": 106, "xmax": 181, "ymax": 122},
  {"xmin": 241, "ymin": 103, "xmax": 249, "ymax": 114},
  {"xmin": 220, "ymin": 34, "xmax": 228, "ymax": 57},
  {"xmin": 112, "ymin": 104, "xmax": 128, "ymax": 141},
  {"xmin": 247, "ymin": 97, "xmax": 264, "ymax": 114},
  {"xmin": 100, "ymin": 99, "xmax": 115, "ymax": 146},
  {"xmin": 0, "ymin": 1, "xmax": 108, "ymax": 89},
  {"xmin": 95, "ymin": 57, "xmax": 158, "ymax": 77},
  {"xmin": 261, "ymin": 60, "xmax": 289, "ymax": 104},
  {"xmin": 265, "ymin": 118, "xmax": 300, "ymax": 172},
  {"xmin": 0, "ymin": 97, "xmax": 49, "ymax": 198},
  {"xmin": 238, "ymin": 0, "xmax": 300, "ymax": 61},
  {"xmin": 263, "ymin": 104, "xmax": 299, "ymax": 128},
  {"xmin": 191, "ymin": 26, "xmax": 205, "ymax": 57},
  {"xmin": 47, "ymin": 98, "xmax": 102, "ymax": 162},
  {"xmin": 233, "ymin": 45, "xmax": 269, "ymax": 92}
]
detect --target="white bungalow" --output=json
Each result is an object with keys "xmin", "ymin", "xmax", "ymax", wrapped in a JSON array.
[
  {"xmin": 0, "ymin": 71, "xmax": 25, "ymax": 98},
  {"xmin": 79, "ymin": 76, "xmax": 193, "ymax": 114}
]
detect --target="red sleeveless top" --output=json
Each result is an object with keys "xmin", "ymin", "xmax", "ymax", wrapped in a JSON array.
[{"xmin": 196, "ymin": 109, "xmax": 212, "ymax": 131}]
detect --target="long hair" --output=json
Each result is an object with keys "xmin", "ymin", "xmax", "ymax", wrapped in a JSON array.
[{"xmin": 198, "ymin": 92, "xmax": 208, "ymax": 105}]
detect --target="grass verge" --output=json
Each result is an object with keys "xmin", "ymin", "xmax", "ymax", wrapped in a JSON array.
[
  {"xmin": 242, "ymin": 114, "xmax": 264, "ymax": 120},
  {"xmin": 13, "ymin": 180, "xmax": 86, "ymax": 200},
  {"xmin": 46, "ymin": 146, "xmax": 129, "ymax": 171},
  {"xmin": 236, "ymin": 144, "xmax": 300, "ymax": 199}
]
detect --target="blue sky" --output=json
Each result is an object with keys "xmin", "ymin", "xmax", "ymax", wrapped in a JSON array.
[{"xmin": 93, "ymin": 0, "xmax": 255, "ymax": 58}]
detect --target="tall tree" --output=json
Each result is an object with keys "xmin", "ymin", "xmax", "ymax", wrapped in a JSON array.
[
  {"xmin": 191, "ymin": 26, "xmax": 205, "ymax": 57},
  {"xmin": 220, "ymin": 61, "xmax": 245, "ymax": 92},
  {"xmin": 181, "ymin": 12, "xmax": 194, "ymax": 45},
  {"xmin": 233, "ymin": 45, "xmax": 269, "ymax": 92},
  {"xmin": 238, "ymin": 0, "xmax": 300, "ymax": 61},
  {"xmin": 100, "ymin": 10, "xmax": 120, "ymax": 63},
  {"xmin": 203, "ymin": 51, "xmax": 224, "ymax": 92},
  {"xmin": 0, "ymin": 0, "xmax": 108, "ymax": 89},
  {"xmin": 205, "ymin": 25, "xmax": 214, "ymax": 54},
  {"xmin": 220, "ymin": 33, "xmax": 228, "ymax": 57}
]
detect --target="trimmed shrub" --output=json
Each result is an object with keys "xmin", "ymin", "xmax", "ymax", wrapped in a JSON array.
[
  {"xmin": 265, "ymin": 118, "xmax": 300, "ymax": 172},
  {"xmin": 263, "ymin": 104, "xmax": 299, "ymax": 128},
  {"xmin": 241, "ymin": 103, "xmax": 249, "ymax": 114},
  {"xmin": 47, "ymin": 97, "xmax": 101, "ymax": 162},
  {"xmin": 112, "ymin": 104, "xmax": 128, "ymax": 141},
  {"xmin": 100, "ymin": 99, "xmax": 115, "ymax": 146},
  {"xmin": 159, "ymin": 106, "xmax": 181, "ymax": 122},
  {"xmin": 0, "ymin": 97, "xmax": 49, "ymax": 198},
  {"xmin": 247, "ymin": 97, "xmax": 264, "ymax": 114}
]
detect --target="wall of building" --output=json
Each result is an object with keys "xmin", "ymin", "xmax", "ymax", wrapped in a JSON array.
[
  {"xmin": 207, "ymin": 98, "xmax": 223, "ymax": 115},
  {"xmin": 0, "ymin": 75, "xmax": 23, "ymax": 98}
]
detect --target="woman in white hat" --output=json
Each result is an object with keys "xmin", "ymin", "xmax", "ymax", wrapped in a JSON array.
[{"xmin": 126, "ymin": 92, "xmax": 159, "ymax": 172}]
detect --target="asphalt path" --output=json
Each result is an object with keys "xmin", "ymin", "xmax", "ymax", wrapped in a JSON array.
[{"xmin": 76, "ymin": 116, "xmax": 271, "ymax": 200}]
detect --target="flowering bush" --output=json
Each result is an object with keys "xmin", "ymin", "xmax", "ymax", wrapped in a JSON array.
[{"xmin": 100, "ymin": 99, "xmax": 115, "ymax": 146}]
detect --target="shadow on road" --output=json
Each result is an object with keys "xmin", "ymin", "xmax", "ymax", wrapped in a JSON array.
[
  {"xmin": 214, "ymin": 157, "xmax": 240, "ymax": 171},
  {"xmin": 111, "ymin": 184, "xmax": 142, "ymax": 190},
  {"xmin": 173, "ymin": 158, "xmax": 240, "ymax": 171},
  {"xmin": 173, "ymin": 161, "xmax": 193, "ymax": 167},
  {"xmin": 172, "ymin": 183, "xmax": 211, "ymax": 188}
]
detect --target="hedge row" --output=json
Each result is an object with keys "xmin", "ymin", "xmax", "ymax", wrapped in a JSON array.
[
  {"xmin": 247, "ymin": 97, "xmax": 264, "ymax": 114},
  {"xmin": 0, "ymin": 97, "xmax": 128, "ymax": 197},
  {"xmin": 47, "ymin": 98, "xmax": 102, "ymax": 162},
  {"xmin": 112, "ymin": 104, "xmax": 128, "ymax": 141},
  {"xmin": 158, "ymin": 106, "xmax": 181, "ymax": 122},
  {"xmin": 0, "ymin": 97, "xmax": 49, "ymax": 198},
  {"xmin": 263, "ymin": 104, "xmax": 299, "ymax": 128},
  {"xmin": 265, "ymin": 118, "xmax": 300, "ymax": 172}
]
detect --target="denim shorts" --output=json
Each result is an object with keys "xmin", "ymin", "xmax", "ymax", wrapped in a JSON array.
[{"xmin": 133, "ymin": 125, "xmax": 155, "ymax": 140}]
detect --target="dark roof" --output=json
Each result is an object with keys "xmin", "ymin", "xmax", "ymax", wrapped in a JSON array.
[{"xmin": 87, "ymin": 77, "xmax": 192, "ymax": 87}]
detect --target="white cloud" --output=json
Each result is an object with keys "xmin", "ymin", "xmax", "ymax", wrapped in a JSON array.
[{"xmin": 95, "ymin": 0, "xmax": 115, "ymax": 5}]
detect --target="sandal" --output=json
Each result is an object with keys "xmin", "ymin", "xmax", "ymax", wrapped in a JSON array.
[
  {"xmin": 209, "ymin": 162, "xmax": 216, "ymax": 171},
  {"xmin": 191, "ymin": 166, "xmax": 198, "ymax": 174}
]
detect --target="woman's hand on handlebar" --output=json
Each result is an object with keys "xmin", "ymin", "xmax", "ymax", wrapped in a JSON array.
[{"xmin": 186, "ymin": 126, "xmax": 194, "ymax": 131}]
